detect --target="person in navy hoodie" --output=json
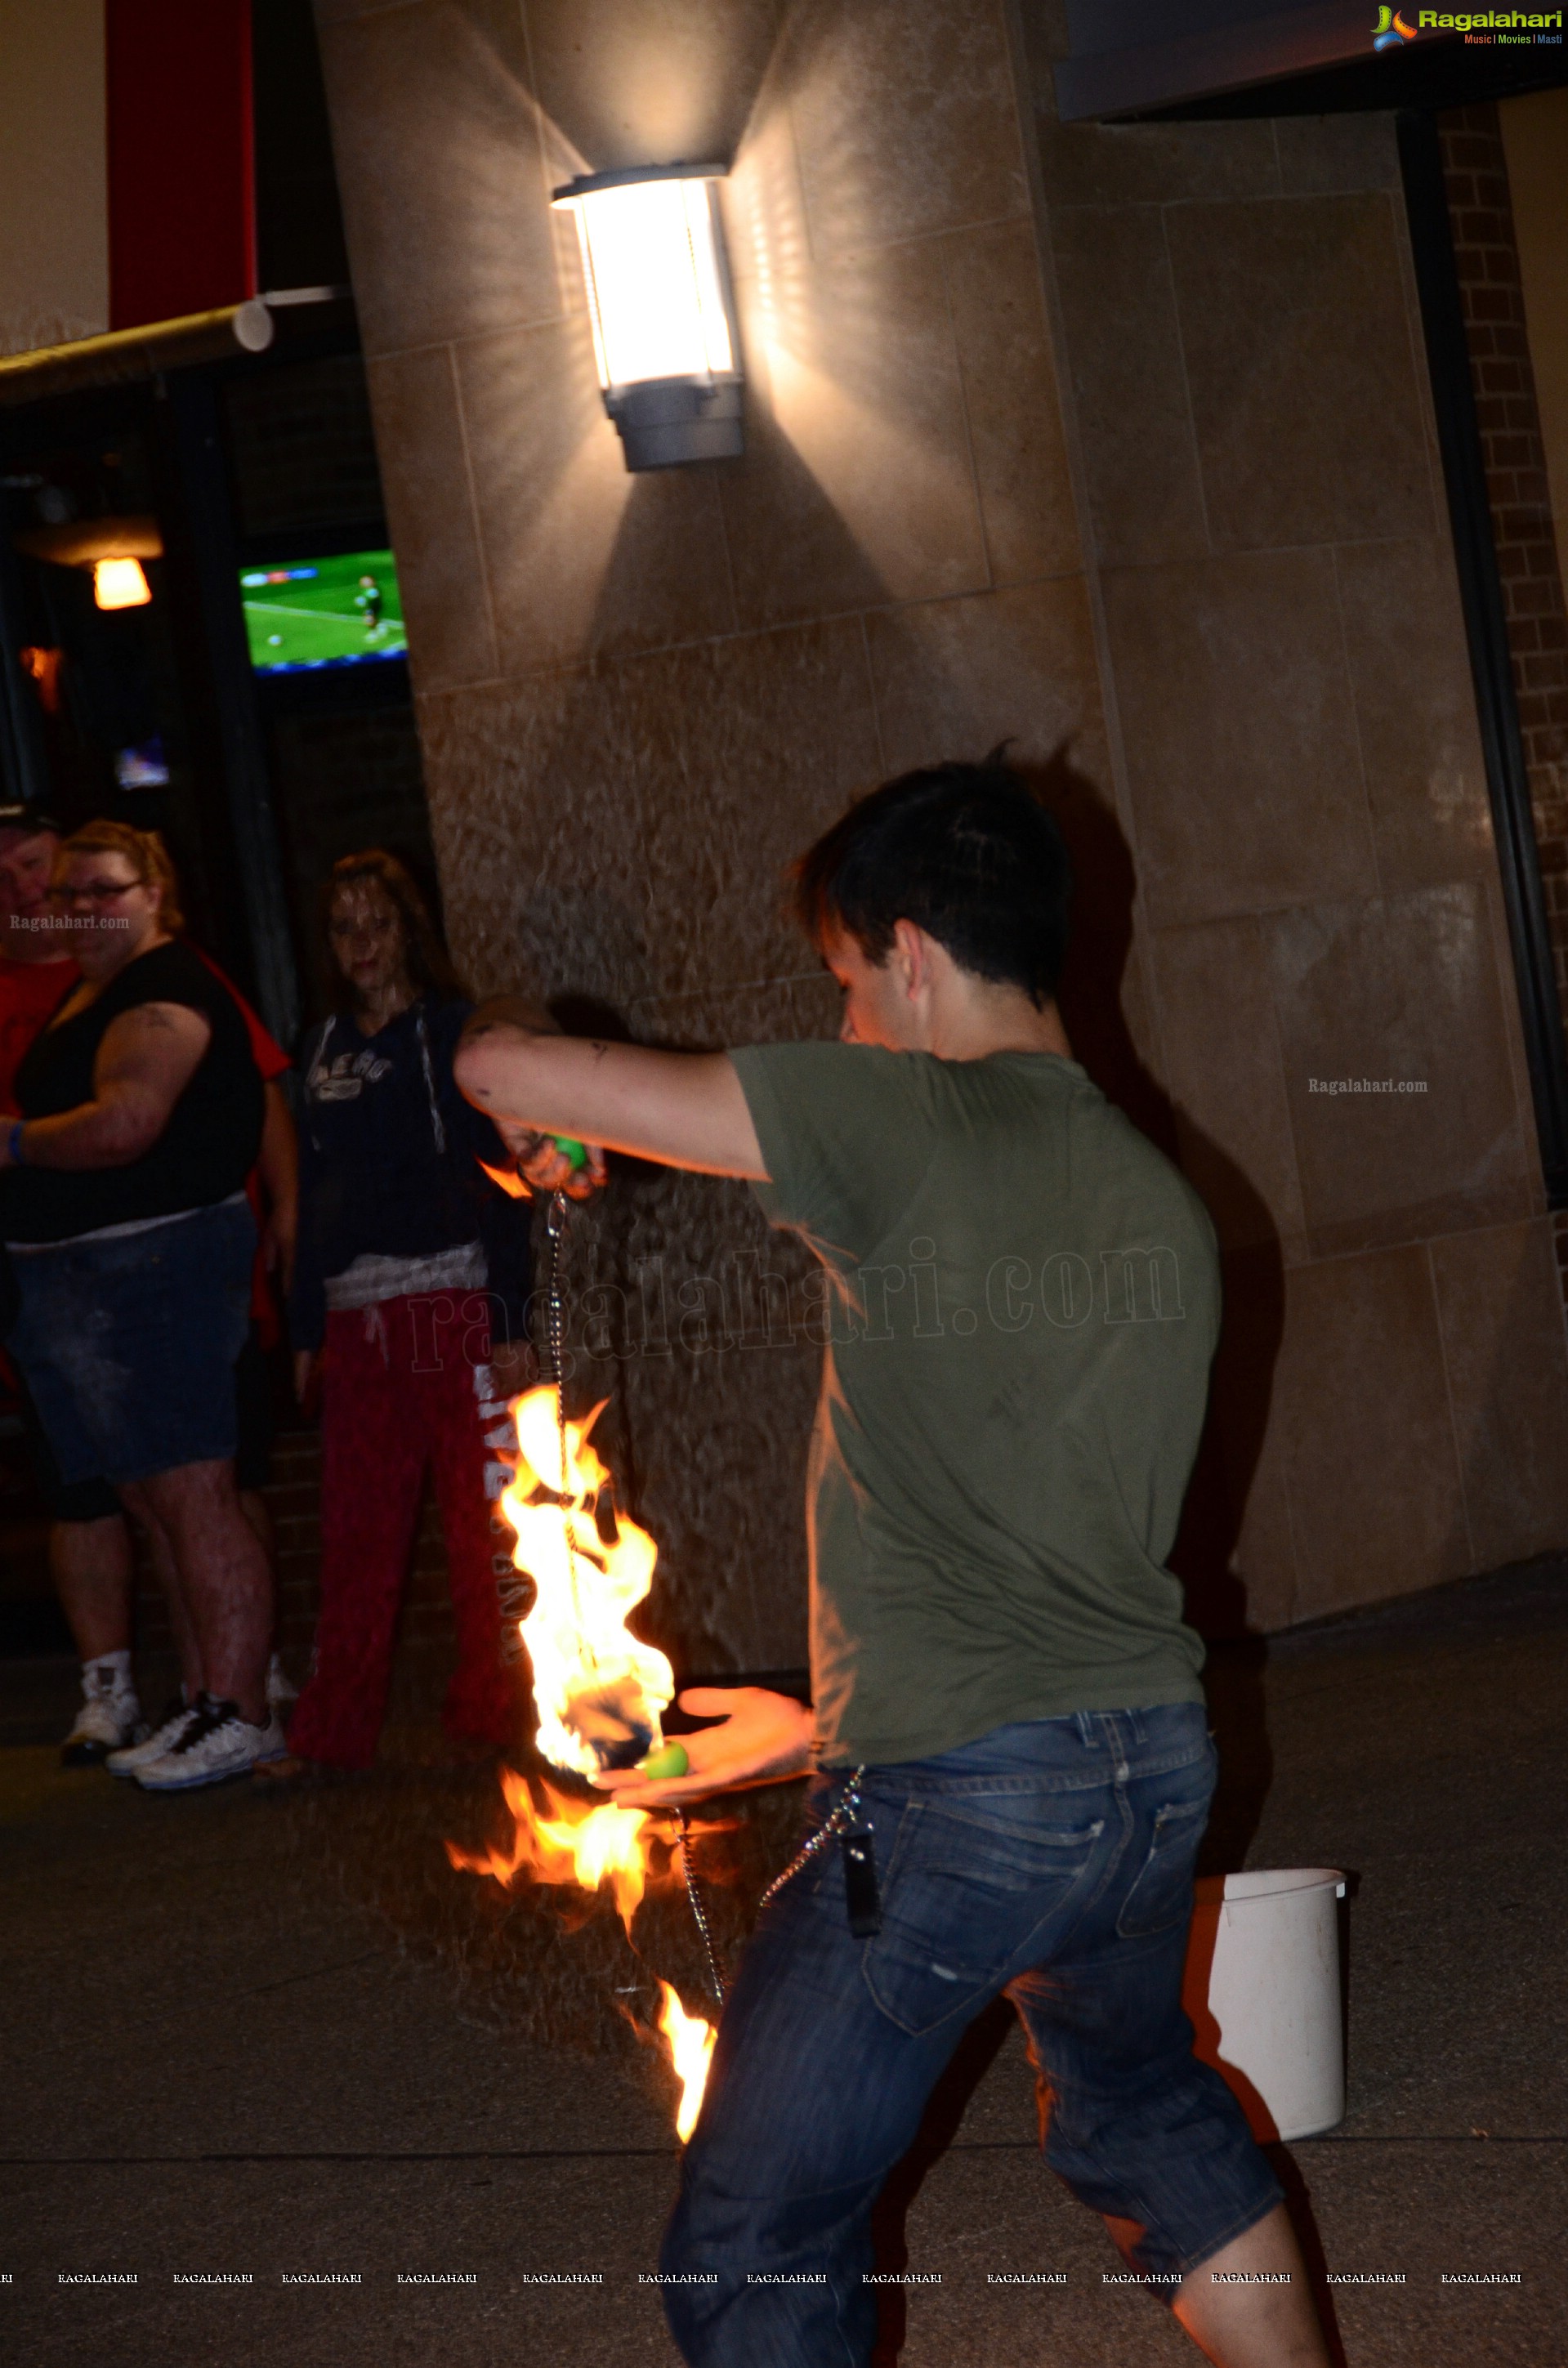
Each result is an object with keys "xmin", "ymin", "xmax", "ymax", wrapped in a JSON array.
[{"xmin": 261, "ymin": 850, "xmax": 543, "ymax": 1780}]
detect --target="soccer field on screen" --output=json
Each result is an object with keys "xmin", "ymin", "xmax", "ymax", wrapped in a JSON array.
[{"xmin": 239, "ymin": 549, "xmax": 408, "ymax": 672}]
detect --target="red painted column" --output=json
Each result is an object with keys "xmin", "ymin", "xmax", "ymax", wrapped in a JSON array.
[{"xmin": 105, "ymin": 0, "xmax": 256, "ymax": 330}]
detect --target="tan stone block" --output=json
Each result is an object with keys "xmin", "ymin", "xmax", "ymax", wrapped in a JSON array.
[
  {"xmin": 1273, "ymin": 1245, "xmax": 1470, "ymax": 1619},
  {"xmin": 364, "ymin": 347, "xmax": 498, "ymax": 691},
  {"xmin": 628, "ymin": 617, "xmax": 883, "ymax": 1002},
  {"xmin": 865, "ymin": 576, "xmax": 1106, "ymax": 780},
  {"xmin": 1048, "ymin": 203, "xmax": 1209, "ymax": 570},
  {"xmin": 1262, "ymin": 882, "xmax": 1532, "ymax": 1256},
  {"xmin": 1101, "ymin": 548, "xmax": 1378, "ymax": 928},
  {"xmin": 1147, "ymin": 914, "xmax": 1307, "ymax": 1258},
  {"xmin": 717, "ymin": 240, "xmax": 989, "ymax": 628},
  {"xmin": 1431, "ymin": 1219, "xmax": 1568, "ymax": 1569},
  {"xmin": 317, "ymin": 0, "xmax": 561, "ymax": 359},
  {"xmin": 630, "ymin": 972, "xmax": 839, "ymax": 1051},
  {"xmin": 781, "ymin": 0, "xmax": 1028, "ymax": 256},
  {"xmin": 523, "ymin": 0, "xmax": 780, "ymax": 176},
  {"xmin": 1165, "ymin": 193, "xmax": 1435, "ymax": 552},
  {"xmin": 1334, "ymin": 536, "xmax": 1495, "ymax": 893},
  {"xmin": 417, "ymin": 668, "xmax": 661, "ymax": 1010},
  {"xmin": 455, "ymin": 316, "xmax": 738, "ymax": 676},
  {"xmin": 942, "ymin": 217, "xmax": 1081, "ymax": 586},
  {"xmin": 1272, "ymin": 112, "xmax": 1402, "ymax": 196}
]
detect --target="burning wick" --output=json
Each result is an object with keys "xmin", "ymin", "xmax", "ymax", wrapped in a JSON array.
[{"xmin": 500, "ymin": 1384, "xmax": 674, "ymax": 1776}]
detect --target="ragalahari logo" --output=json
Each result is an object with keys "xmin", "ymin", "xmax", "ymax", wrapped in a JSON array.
[{"xmin": 1373, "ymin": 4, "xmax": 1418, "ymax": 43}]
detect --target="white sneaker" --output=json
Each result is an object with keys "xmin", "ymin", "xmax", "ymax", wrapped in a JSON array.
[
  {"xmin": 106, "ymin": 1696, "xmax": 197, "ymax": 1778},
  {"xmin": 61, "ymin": 1673, "xmax": 145, "ymax": 1767},
  {"xmin": 266, "ymin": 1652, "xmax": 297, "ymax": 1710},
  {"xmin": 133, "ymin": 1694, "xmax": 288, "ymax": 1793}
]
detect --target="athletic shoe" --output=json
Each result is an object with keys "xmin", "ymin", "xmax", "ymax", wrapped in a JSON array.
[
  {"xmin": 60, "ymin": 1671, "xmax": 145, "ymax": 1767},
  {"xmin": 133, "ymin": 1694, "xmax": 288, "ymax": 1793},
  {"xmin": 106, "ymin": 1694, "xmax": 195, "ymax": 1778},
  {"xmin": 266, "ymin": 1653, "xmax": 297, "ymax": 1710}
]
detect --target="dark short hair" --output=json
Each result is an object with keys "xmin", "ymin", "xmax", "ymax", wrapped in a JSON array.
[
  {"xmin": 319, "ymin": 847, "xmax": 467, "ymax": 1012},
  {"xmin": 792, "ymin": 760, "xmax": 1073, "ymax": 1008}
]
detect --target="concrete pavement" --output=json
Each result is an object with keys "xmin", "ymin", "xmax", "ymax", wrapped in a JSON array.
[{"xmin": 2, "ymin": 1557, "xmax": 1564, "ymax": 2366}]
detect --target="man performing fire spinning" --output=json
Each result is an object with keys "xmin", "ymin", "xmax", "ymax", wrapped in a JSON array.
[{"xmin": 455, "ymin": 759, "xmax": 1333, "ymax": 2368}]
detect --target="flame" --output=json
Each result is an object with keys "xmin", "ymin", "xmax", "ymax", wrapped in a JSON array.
[
  {"xmin": 499, "ymin": 1384, "xmax": 674, "ymax": 1779},
  {"xmin": 657, "ymin": 1982, "xmax": 717, "ymax": 2142},
  {"xmin": 445, "ymin": 1765, "xmax": 657, "ymax": 1934},
  {"xmin": 449, "ymin": 1381, "xmax": 716, "ymax": 2140},
  {"xmin": 479, "ymin": 1157, "xmax": 530, "ymax": 1200}
]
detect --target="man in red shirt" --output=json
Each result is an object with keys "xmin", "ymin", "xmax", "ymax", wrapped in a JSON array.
[
  {"xmin": 0, "ymin": 806, "xmax": 298, "ymax": 1763},
  {"xmin": 0, "ymin": 806, "xmax": 76, "ymax": 1106}
]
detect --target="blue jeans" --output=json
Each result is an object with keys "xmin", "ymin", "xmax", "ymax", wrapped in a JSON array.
[
  {"xmin": 7, "ymin": 1198, "xmax": 255, "ymax": 1486},
  {"xmin": 661, "ymin": 1703, "xmax": 1280, "ymax": 2367}
]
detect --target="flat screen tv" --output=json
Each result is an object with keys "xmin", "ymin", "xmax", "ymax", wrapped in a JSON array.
[{"xmin": 239, "ymin": 548, "xmax": 407, "ymax": 674}]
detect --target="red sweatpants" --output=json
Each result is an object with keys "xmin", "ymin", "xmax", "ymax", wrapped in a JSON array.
[{"xmin": 288, "ymin": 1294, "xmax": 519, "ymax": 1769}]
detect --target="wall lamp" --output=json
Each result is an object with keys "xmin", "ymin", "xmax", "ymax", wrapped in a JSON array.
[
  {"xmin": 551, "ymin": 166, "xmax": 743, "ymax": 472},
  {"xmin": 93, "ymin": 557, "xmax": 152, "ymax": 610},
  {"xmin": 12, "ymin": 516, "xmax": 161, "ymax": 608}
]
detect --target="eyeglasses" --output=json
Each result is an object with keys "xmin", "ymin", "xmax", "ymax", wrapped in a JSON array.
[{"xmin": 54, "ymin": 878, "xmax": 141, "ymax": 906}]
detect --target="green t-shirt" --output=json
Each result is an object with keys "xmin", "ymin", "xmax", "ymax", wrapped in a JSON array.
[{"xmin": 730, "ymin": 1043, "xmax": 1217, "ymax": 1767}]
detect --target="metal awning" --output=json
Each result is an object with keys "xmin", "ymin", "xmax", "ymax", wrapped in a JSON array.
[{"xmin": 1055, "ymin": 0, "xmax": 1566, "ymax": 121}]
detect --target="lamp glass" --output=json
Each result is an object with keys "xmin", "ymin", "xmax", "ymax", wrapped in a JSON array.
[
  {"xmin": 559, "ymin": 178, "xmax": 734, "ymax": 392},
  {"xmin": 93, "ymin": 557, "xmax": 152, "ymax": 610}
]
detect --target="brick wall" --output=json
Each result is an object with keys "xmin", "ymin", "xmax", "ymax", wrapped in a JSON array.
[{"xmin": 1440, "ymin": 105, "xmax": 1568, "ymax": 1045}]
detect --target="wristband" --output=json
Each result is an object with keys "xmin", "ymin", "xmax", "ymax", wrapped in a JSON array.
[{"xmin": 4, "ymin": 1120, "xmax": 24, "ymax": 1167}]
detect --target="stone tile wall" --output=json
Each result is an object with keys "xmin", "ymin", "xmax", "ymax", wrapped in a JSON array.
[
  {"xmin": 306, "ymin": 0, "xmax": 1568, "ymax": 1660},
  {"xmin": 1015, "ymin": 4, "xmax": 1568, "ymax": 1628}
]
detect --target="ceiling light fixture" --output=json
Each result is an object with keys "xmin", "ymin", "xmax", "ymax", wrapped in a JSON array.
[
  {"xmin": 92, "ymin": 556, "xmax": 153, "ymax": 610},
  {"xmin": 552, "ymin": 166, "xmax": 743, "ymax": 471}
]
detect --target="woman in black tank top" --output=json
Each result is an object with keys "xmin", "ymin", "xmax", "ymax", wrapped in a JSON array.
[{"xmin": 0, "ymin": 824, "xmax": 283, "ymax": 1789}]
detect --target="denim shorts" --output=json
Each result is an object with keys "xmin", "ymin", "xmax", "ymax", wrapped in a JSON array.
[
  {"xmin": 7, "ymin": 1197, "xmax": 255, "ymax": 1487},
  {"xmin": 662, "ymin": 1702, "xmax": 1282, "ymax": 2367}
]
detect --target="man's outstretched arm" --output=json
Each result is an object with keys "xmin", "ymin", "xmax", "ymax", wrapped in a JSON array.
[{"xmin": 454, "ymin": 997, "xmax": 769, "ymax": 1181}]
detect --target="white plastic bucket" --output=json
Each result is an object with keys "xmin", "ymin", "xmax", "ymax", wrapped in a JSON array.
[{"xmin": 1182, "ymin": 1869, "xmax": 1347, "ymax": 2142}]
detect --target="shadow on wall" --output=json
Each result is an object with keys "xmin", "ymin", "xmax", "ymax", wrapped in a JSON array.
[
  {"xmin": 1024, "ymin": 748, "xmax": 1288, "ymax": 1637},
  {"xmin": 1025, "ymin": 748, "xmax": 1284, "ymax": 1874}
]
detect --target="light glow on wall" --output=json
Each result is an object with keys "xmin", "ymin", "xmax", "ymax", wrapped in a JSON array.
[
  {"xmin": 92, "ymin": 556, "xmax": 151, "ymax": 609},
  {"xmin": 552, "ymin": 167, "xmax": 743, "ymax": 471}
]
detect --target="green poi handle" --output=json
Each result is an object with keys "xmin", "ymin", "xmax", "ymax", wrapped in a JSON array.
[{"xmin": 552, "ymin": 1137, "xmax": 589, "ymax": 1171}]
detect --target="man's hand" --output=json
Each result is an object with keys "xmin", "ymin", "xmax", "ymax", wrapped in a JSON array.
[
  {"xmin": 590, "ymin": 1687, "xmax": 814, "ymax": 1807},
  {"xmin": 494, "ymin": 1119, "xmax": 608, "ymax": 1203}
]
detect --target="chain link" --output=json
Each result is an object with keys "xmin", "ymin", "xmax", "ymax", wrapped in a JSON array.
[
  {"xmin": 757, "ymin": 1767, "xmax": 869, "ymax": 1916},
  {"xmin": 543, "ymin": 1187, "xmax": 596, "ymax": 1667},
  {"xmin": 678, "ymin": 1813, "xmax": 727, "ymax": 2008}
]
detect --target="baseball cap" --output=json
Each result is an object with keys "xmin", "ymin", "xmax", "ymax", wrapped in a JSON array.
[{"xmin": 0, "ymin": 804, "xmax": 62, "ymax": 840}]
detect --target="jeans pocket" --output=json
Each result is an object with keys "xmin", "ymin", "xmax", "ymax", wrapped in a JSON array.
[
  {"xmin": 1114, "ymin": 1797, "xmax": 1210, "ymax": 1939},
  {"xmin": 863, "ymin": 1800, "xmax": 1105, "ymax": 2035}
]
